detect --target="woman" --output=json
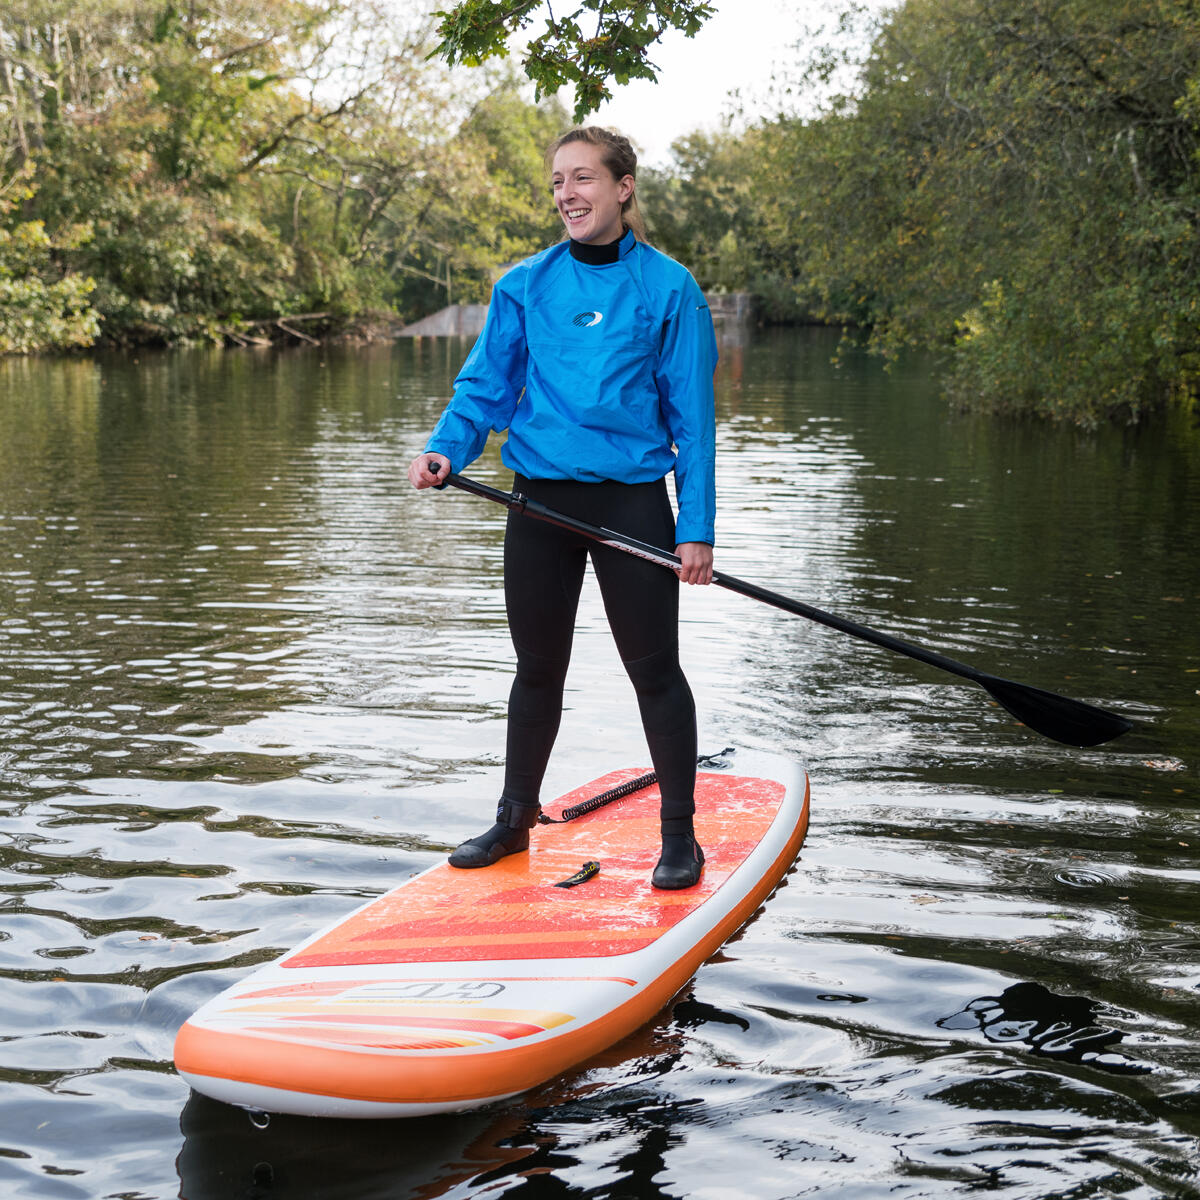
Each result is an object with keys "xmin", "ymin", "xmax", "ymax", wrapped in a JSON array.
[{"xmin": 409, "ymin": 126, "xmax": 717, "ymax": 889}]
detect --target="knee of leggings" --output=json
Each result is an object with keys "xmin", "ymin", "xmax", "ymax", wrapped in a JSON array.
[
  {"xmin": 513, "ymin": 651, "xmax": 569, "ymax": 696},
  {"xmin": 622, "ymin": 646, "xmax": 690, "ymax": 703}
]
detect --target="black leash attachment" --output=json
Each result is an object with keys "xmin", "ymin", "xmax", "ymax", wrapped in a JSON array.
[
  {"xmin": 698, "ymin": 746, "xmax": 736, "ymax": 769},
  {"xmin": 538, "ymin": 747, "xmax": 737, "ymax": 825}
]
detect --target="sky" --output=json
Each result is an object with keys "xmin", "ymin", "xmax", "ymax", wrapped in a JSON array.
[
  {"xmin": 407, "ymin": 1, "xmax": 888, "ymax": 169},
  {"xmin": 586, "ymin": 0, "xmax": 885, "ymax": 167}
]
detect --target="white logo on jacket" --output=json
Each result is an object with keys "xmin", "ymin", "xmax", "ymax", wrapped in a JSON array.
[{"xmin": 571, "ymin": 311, "xmax": 604, "ymax": 328}]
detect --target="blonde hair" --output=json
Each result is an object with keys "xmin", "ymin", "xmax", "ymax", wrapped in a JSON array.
[{"xmin": 546, "ymin": 125, "xmax": 649, "ymax": 243}]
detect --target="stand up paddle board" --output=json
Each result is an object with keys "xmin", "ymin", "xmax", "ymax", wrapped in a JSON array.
[{"xmin": 174, "ymin": 750, "xmax": 809, "ymax": 1118}]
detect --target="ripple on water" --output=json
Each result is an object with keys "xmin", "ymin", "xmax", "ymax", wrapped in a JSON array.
[{"xmin": 1052, "ymin": 867, "xmax": 1121, "ymax": 888}]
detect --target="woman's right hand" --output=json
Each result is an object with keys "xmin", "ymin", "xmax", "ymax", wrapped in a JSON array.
[{"xmin": 408, "ymin": 452, "xmax": 450, "ymax": 489}]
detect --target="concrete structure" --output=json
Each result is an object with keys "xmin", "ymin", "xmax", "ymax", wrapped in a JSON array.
[
  {"xmin": 396, "ymin": 304, "xmax": 489, "ymax": 338},
  {"xmin": 707, "ymin": 292, "xmax": 754, "ymax": 324}
]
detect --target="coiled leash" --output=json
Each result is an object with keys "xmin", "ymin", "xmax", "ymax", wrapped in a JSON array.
[
  {"xmin": 547, "ymin": 748, "xmax": 735, "ymax": 889},
  {"xmin": 540, "ymin": 747, "xmax": 736, "ymax": 826}
]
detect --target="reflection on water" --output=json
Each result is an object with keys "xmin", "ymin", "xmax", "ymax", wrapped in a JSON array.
[
  {"xmin": 0, "ymin": 332, "xmax": 1198, "ymax": 1197},
  {"xmin": 938, "ymin": 980, "xmax": 1152, "ymax": 1075}
]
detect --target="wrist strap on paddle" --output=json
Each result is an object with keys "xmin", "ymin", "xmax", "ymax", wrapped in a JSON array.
[{"xmin": 537, "ymin": 747, "xmax": 736, "ymax": 824}]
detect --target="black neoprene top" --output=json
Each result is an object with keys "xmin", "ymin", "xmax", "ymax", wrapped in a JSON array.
[{"xmin": 567, "ymin": 234, "xmax": 624, "ymax": 265}]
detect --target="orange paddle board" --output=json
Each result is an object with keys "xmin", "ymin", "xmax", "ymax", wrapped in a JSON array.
[{"xmin": 174, "ymin": 750, "xmax": 809, "ymax": 1117}]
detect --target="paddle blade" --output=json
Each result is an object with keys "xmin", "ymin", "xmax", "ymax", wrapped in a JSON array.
[{"xmin": 980, "ymin": 675, "xmax": 1132, "ymax": 747}]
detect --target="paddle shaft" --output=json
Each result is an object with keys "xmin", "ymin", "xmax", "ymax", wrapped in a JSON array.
[
  {"xmin": 434, "ymin": 471, "xmax": 1131, "ymax": 746},
  {"xmin": 442, "ymin": 472, "xmax": 982, "ymax": 682}
]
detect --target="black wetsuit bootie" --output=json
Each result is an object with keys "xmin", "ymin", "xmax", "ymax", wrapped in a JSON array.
[
  {"xmin": 448, "ymin": 798, "xmax": 540, "ymax": 869},
  {"xmin": 651, "ymin": 822, "xmax": 705, "ymax": 890}
]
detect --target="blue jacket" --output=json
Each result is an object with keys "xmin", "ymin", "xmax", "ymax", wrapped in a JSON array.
[{"xmin": 426, "ymin": 230, "xmax": 718, "ymax": 545}]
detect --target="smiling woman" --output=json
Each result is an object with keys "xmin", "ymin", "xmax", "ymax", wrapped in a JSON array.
[
  {"xmin": 407, "ymin": 123, "xmax": 718, "ymax": 892},
  {"xmin": 550, "ymin": 137, "xmax": 635, "ymax": 245}
]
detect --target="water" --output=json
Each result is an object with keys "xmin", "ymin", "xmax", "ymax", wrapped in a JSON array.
[{"xmin": 0, "ymin": 329, "xmax": 1197, "ymax": 1199}]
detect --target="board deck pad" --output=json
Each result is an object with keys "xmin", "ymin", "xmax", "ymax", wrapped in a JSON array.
[
  {"xmin": 287, "ymin": 769, "xmax": 777, "ymax": 968},
  {"xmin": 174, "ymin": 754, "xmax": 809, "ymax": 1117}
]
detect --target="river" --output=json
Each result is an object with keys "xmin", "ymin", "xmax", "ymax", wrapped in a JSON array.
[{"xmin": 1, "ymin": 327, "xmax": 1197, "ymax": 1198}]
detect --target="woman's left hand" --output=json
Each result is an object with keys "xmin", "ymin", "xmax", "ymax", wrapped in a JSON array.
[{"xmin": 675, "ymin": 542, "xmax": 714, "ymax": 586}]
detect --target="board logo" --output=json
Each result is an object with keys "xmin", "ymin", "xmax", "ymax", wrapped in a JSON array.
[
  {"xmin": 367, "ymin": 981, "xmax": 506, "ymax": 1001},
  {"xmin": 572, "ymin": 310, "xmax": 604, "ymax": 327}
]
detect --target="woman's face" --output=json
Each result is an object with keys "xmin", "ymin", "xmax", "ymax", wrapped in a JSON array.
[{"xmin": 551, "ymin": 142, "xmax": 634, "ymax": 245}]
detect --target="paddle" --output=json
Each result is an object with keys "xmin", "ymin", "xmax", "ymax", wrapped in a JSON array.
[{"xmin": 432, "ymin": 469, "xmax": 1133, "ymax": 748}]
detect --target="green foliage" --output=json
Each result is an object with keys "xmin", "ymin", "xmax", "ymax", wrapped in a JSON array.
[
  {"xmin": 750, "ymin": 0, "xmax": 1200, "ymax": 424},
  {"xmin": 640, "ymin": 130, "xmax": 756, "ymax": 283},
  {"xmin": 638, "ymin": 127, "xmax": 824, "ymax": 321},
  {"xmin": 0, "ymin": 174, "xmax": 98, "ymax": 353},
  {"xmin": 0, "ymin": 0, "xmax": 574, "ymax": 351},
  {"xmin": 581, "ymin": 0, "xmax": 1196, "ymax": 423},
  {"xmin": 432, "ymin": 0, "xmax": 716, "ymax": 121},
  {"xmin": 406, "ymin": 85, "xmax": 566, "ymax": 304}
]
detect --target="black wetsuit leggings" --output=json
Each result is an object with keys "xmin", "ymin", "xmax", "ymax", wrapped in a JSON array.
[{"xmin": 501, "ymin": 475, "xmax": 697, "ymax": 823}]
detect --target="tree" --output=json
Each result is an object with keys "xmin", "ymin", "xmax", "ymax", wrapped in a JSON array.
[
  {"xmin": 0, "ymin": 168, "xmax": 97, "ymax": 353},
  {"xmin": 2, "ymin": 0, "xmax": 373, "ymax": 342},
  {"xmin": 639, "ymin": 128, "xmax": 790, "ymax": 303},
  {"xmin": 431, "ymin": 0, "xmax": 716, "ymax": 121},
  {"xmin": 751, "ymin": 0, "xmax": 1200, "ymax": 424},
  {"xmin": 0, "ymin": 0, "xmax": 572, "ymax": 348},
  {"xmin": 385, "ymin": 81, "xmax": 566, "ymax": 310}
]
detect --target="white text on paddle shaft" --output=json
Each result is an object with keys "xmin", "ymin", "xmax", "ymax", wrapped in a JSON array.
[{"xmin": 600, "ymin": 537, "xmax": 676, "ymax": 569}]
